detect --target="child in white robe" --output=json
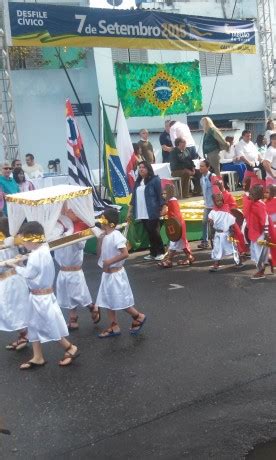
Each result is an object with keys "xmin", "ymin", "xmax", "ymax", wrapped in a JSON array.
[
  {"xmin": 54, "ymin": 240, "xmax": 100, "ymax": 330},
  {"xmin": 96, "ymin": 209, "xmax": 146, "ymax": 338},
  {"xmin": 0, "ymin": 217, "xmax": 30, "ymax": 351},
  {"xmin": 7, "ymin": 221, "xmax": 79, "ymax": 370},
  {"xmin": 208, "ymin": 193, "xmax": 237, "ymax": 272}
]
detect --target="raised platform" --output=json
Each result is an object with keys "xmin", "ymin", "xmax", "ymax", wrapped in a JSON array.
[{"xmin": 179, "ymin": 191, "xmax": 243, "ymax": 222}]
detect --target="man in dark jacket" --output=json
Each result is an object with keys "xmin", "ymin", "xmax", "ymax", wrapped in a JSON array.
[
  {"xmin": 159, "ymin": 120, "xmax": 173, "ymax": 163},
  {"xmin": 170, "ymin": 137, "xmax": 200, "ymax": 198}
]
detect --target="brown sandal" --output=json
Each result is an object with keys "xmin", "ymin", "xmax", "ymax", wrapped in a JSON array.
[
  {"xmin": 98, "ymin": 322, "xmax": 121, "ymax": 338},
  {"xmin": 89, "ymin": 304, "xmax": 101, "ymax": 324},
  {"xmin": 6, "ymin": 332, "xmax": 29, "ymax": 351},
  {"xmin": 67, "ymin": 315, "xmax": 79, "ymax": 331},
  {"xmin": 177, "ymin": 256, "xmax": 195, "ymax": 266},
  {"xmin": 59, "ymin": 345, "xmax": 80, "ymax": 366},
  {"xmin": 129, "ymin": 315, "xmax": 147, "ymax": 335},
  {"xmin": 157, "ymin": 259, "xmax": 173, "ymax": 268}
]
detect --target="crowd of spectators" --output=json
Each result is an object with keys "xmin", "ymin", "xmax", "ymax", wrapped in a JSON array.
[
  {"xmin": 0, "ymin": 153, "xmax": 42, "ymax": 215},
  {"xmin": 132, "ymin": 117, "xmax": 276, "ymax": 198}
]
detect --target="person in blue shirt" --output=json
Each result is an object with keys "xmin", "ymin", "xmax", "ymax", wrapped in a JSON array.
[
  {"xmin": 0, "ymin": 162, "xmax": 19, "ymax": 215},
  {"xmin": 198, "ymin": 159, "xmax": 215, "ymax": 249}
]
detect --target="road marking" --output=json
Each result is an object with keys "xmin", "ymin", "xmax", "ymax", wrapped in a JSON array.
[{"xmin": 168, "ymin": 283, "xmax": 184, "ymax": 290}]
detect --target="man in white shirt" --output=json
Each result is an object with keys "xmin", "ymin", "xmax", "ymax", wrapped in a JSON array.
[
  {"xmin": 22, "ymin": 153, "xmax": 44, "ymax": 179},
  {"xmin": 263, "ymin": 133, "xmax": 276, "ymax": 185},
  {"xmin": 234, "ymin": 130, "xmax": 258, "ymax": 169},
  {"xmin": 169, "ymin": 120, "xmax": 198, "ymax": 159}
]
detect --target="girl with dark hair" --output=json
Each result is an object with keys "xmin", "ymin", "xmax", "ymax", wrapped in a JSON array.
[
  {"xmin": 95, "ymin": 209, "xmax": 146, "ymax": 338},
  {"xmin": 7, "ymin": 221, "xmax": 79, "ymax": 369},
  {"xmin": 132, "ymin": 143, "xmax": 143, "ymax": 179},
  {"xmin": 0, "ymin": 217, "xmax": 30, "ymax": 351},
  {"xmin": 128, "ymin": 161, "xmax": 166, "ymax": 261},
  {"xmin": 133, "ymin": 143, "xmax": 143, "ymax": 163},
  {"xmin": 13, "ymin": 168, "xmax": 34, "ymax": 192}
]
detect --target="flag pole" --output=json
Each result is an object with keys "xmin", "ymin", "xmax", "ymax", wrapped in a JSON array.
[
  {"xmin": 55, "ymin": 48, "xmax": 99, "ymax": 147},
  {"xmin": 98, "ymin": 96, "xmax": 102, "ymax": 194},
  {"xmin": 113, "ymin": 103, "xmax": 120, "ymax": 135}
]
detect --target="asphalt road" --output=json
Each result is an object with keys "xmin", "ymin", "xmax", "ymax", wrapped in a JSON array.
[{"xmin": 1, "ymin": 244, "xmax": 276, "ymax": 459}]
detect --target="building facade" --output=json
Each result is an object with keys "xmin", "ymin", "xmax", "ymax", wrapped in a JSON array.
[{"xmin": 5, "ymin": 0, "xmax": 270, "ymax": 167}]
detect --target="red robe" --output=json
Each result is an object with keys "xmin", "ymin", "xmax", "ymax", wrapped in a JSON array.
[
  {"xmin": 222, "ymin": 190, "xmax": 237, "ymax": 210},
  {"xmin": 266, "ymin": 197, "xmax": 276, "ymax": 266},
  {"xmin": 245, "ymin": 200, "xmax": 268, "ymax": 242},
  {"xmin": 73, "ymin": 219, "xmax": 89, "ymax": 233},
  {"xmin": 167, "ymin": 198, "xmax": 190, "ymax": 252}
]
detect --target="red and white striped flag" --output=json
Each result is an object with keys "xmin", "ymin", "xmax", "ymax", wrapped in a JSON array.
[
  {"xmin": 116, "ymin": 103, "xmax": 137, "ymax": 190},
  {"xmin": 66, "ymin": 98, "xmax": 105, "ymax": 210}
]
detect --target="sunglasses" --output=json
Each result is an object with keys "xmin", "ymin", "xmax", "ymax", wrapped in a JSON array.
[{"xmin": 3, "ymin": 167, "xmax": 12, "ymax": 170}]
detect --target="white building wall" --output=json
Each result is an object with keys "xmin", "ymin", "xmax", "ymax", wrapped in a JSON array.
[
  {"xmin": 5, "ymin": 0, "xmax": 266, "ymax": 167},
  {"xmin": 7, "ymin": 0, "xmax": 101, "ymax": 169},
  {"xmin": 10, "ymin": 51, "xmax": 100, "ymax": 170},
  {"xmin": 94, "ymin": 0, "xmax": 265, "ymax": 134}
]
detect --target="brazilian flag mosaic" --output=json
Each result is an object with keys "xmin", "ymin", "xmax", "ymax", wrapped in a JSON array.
[{"xmin": 114, "ymin": 61, "xmax": 202, "ymax": 117}]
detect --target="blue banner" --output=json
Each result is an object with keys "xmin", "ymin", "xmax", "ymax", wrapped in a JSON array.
[{"xmin": 8, "ymin": 2, "xmax": 256, "ymax": 54}]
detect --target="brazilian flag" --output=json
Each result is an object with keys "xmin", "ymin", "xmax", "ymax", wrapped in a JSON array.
[
  {"xmin": 103, "ymin": 105, "xmax": 131, "ymax": 205},
  {"xmin": 115, "ymin": 61, "xmax": 202, "ymax": 117}
]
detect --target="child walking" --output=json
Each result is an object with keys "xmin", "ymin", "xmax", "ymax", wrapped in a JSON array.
[
  {"xmin": 54, "ymin": 240, "xmax": 100, "ymax": 330},
  {"xmin": 7, "ymin": 221, "xmax": 79, "ymax": 369},
  {"xmin": 265, "ymin": 184, "xmax": 276, "ymax": 271},
  {"xmin": 208, "ymin": 193, "xmax": 238, "ymax": 272},
  {"xmin": 158, "ymin": 184, "xmax": 195, "ymax": 268},
  {"xmin": 0, "ymin": 217, "xmax": 30, "ymax": 351},
  {"xmin": 96, "ymin": 209, "xmax": 146, "ymax": 338},
  {"xmin": 244, "ymin": 185, "xmax": 270, "ymax": 280}
]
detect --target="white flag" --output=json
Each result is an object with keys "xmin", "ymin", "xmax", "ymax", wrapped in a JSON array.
[{"xmin": 116, "ymin": 103, "xmax": 137, "ymax": 190}]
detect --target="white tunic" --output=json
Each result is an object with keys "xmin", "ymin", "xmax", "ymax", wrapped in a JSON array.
[
  {"xmin": 0, "ymin": 246, "xmax": 30, "ymax": 332},
  {"xmin": 250, "ymin": 233, "xmax": 268, "ymax": 265},
  {"xmin": 169, "ymin": 239, "xmax": 185, "ymax": 252},
  {"xmin": 209, "ymin": 210, "xmax": 236, "ymax": 261},
  {"xmin": 16, "ymin": 244, "xmax": 68, "ymax": 343},
  {"xmin": 96, "ymin": 230, "xmax": 134, "ymax": 310},
  {"xmin": 54, "ymin": 241, "xmax": 92, "ymax": 309}
]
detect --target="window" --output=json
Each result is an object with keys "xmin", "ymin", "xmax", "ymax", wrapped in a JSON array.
[
  {"xmin": 199, "ymin": 52, "xmax": 232, "ymax": 77},
  {"xmin": 111, "ymin": 48, "xmax": 148, "ymax": 65},
  {"xmin": 9, "ymin": 47, "xmax": 87, "ymax": 70},
  {"xmin": 9, "ymin": 47, "xmax": 45, "ymax": 70}
]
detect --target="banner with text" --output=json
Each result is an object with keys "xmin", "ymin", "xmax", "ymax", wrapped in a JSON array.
[{"xmin": 8, "ymin": 2, "xmax": 256, "ymax": 54}]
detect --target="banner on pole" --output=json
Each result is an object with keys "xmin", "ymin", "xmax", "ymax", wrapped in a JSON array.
[
  {"xmin": 115, "ymin": 61, "xmax": 202, "ymax": 117},
  {"xmin": 102, "ymin": 105, "xmax": 131, "ymax": 205},
  {"xmin": 66, "ymin": 98, "xmax": 105, "ymax": 211},
  {"xmin": 116, "ymin": 103, "xmax": 137, "ymax": 190},
  {"xmin": 9, "ymin": 2, "xmax": 256, "ymax": 54}
]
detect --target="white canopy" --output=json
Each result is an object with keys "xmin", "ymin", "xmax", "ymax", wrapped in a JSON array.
[{"xmin": 6, "ymin": 184, "xmax": 95, "ymax": 238}]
